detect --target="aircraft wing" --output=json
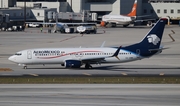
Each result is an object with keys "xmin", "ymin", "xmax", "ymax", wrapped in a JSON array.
[
  {"xmin": 81, "ymin": 46, "xmax": 121, "ymax": 63},
  {"xmin": 136, "ymin": 15, "xmax": 151, "ymax": 18},
  {"xmin": 81, "ymin": 57, "xmax": 106, "ymax": 64},
  {"xmin": 25, "ymin": 22, "xmax": 43, "ymax": 24},
  {"xmin": 134, "ymin": 18, "xmax": 156, "ymax": 23}
]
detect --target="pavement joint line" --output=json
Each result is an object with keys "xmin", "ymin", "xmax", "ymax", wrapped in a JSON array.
[
  {"xmin": 83, "ymin": 73, "xmax": 92, "ymax": 76},
  {"xmin": 28, "ymin": 73, "xmax": 39, "ymax": 76},
  {"xmin": 160, "ymin": 73, "xmax": 165, "ymax": 76},
  {"xmin": 121, "ymin": 72, "xmax": 127, "ymax": 75}
]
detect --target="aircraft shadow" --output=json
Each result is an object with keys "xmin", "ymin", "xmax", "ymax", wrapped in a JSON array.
[
  {"xmin": 94, "ymin": 65, "xmax": 180, "ymax": 69},
  {"xmin": 27, "ymin": 65, "xmax": 180, "ymax": 71}
]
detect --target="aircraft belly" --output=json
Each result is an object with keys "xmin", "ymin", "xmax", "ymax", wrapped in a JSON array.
[
  {"xmin": 28, "ymin": 57, "xmax": 63, "ymax": 64},
  {"xmin": 107, "ymin": 20, "xmax": 131, "ymax": 25},
  {"xmin": 115, "ymin": 21, "xmax": 131, "ymax": 25}
]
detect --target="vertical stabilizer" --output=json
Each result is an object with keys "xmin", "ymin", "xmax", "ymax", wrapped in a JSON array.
[
  {"xmin": 139, "ymin": 18, "xmax": 167, "ymax": 49},
  {"xmin": 123, "ymin": 18, "xmax": 167, "ymax": 57},
  {"xmin": 127, "ymin": 0, "xmax": 137, "ymax": 17}
]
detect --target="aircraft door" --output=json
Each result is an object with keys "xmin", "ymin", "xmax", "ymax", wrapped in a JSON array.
[{"xmin": 27, "ymin": 51, "xmax": 32, "ymax": 59}]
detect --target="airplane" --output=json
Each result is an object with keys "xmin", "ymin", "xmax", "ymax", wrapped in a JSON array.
[
  {"xmin": 100, "ymin": 0, "xmax": 154, "ymax": 27},
  {"xmin": 9, "ymin": 18, "xmax": 167, "ymax": 69}
]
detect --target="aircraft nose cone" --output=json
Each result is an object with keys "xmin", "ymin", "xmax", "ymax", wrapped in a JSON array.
[
  {"xmin": 8, "ymin": 56, "xmax": 16, "ymax": 62},
  {"xmin": 8, "ymin": 56, "xmax": 13, "ymax": 61}
]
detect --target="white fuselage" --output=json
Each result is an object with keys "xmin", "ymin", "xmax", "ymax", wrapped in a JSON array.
[
  {"xmin": 8, "ymin": 47, "xmax": 141, "ymax": 65},
  {"xmin": 102, "ymin": 15, "xmax": 133, "ymax": 25}
]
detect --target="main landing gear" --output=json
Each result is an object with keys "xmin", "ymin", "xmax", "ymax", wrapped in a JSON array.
[{"xmin": 85, "ymin": 63, "xmax": 92, "ymax": 69}]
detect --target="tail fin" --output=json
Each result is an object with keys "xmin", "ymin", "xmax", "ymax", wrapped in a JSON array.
[
  {"xmin": 139, "ymin": 18, "xmax": 167, "ymax": 49},
  {"xmin": 127, "ymin": 0, "xmax": 137, "ymax": 17},
  {"xmin": 122, "ymin": 18, "xmax": 167, "ymax": 57}
]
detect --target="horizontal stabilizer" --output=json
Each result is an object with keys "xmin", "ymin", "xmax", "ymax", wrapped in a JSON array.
[{"xmin": 149, "ymin": 47, "xmax": 169, "ymax": 52}]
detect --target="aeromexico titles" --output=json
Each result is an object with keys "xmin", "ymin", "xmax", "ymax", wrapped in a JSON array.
[{"xmin": 9, "ymin": 18, "xmax": 167, "ymax": 69}]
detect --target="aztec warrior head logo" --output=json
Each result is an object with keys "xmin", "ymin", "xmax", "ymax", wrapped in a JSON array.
[{"xmin": 147, "ymin": 34, "xmax": 160, "ymax": 45}]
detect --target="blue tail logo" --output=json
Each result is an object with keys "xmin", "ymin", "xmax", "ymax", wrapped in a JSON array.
[{"xmin": 147, "ymin": 34, "xmax": 160, "ymax": 45}]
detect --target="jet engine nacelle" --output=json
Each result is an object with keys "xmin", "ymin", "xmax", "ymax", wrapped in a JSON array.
[
  {"xmin": 147, "ymin": 21, "xmax": 155, "ymax": 27},
  {"xmin": 64, "ymin": 60, "xmax": 82, "ymax": 68}
]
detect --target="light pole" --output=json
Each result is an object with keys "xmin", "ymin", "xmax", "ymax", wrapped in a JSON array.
[
  {"xmin": 24, "ymin": 0, "xmax": 26, "ymax": 26},
  {"xmin": 71, "ymin": 0, "xmax": 72, "ymax": 12}
]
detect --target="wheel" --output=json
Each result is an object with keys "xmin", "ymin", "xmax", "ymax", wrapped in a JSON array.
[
  {"xmin": 123, "ymin": 24, "xmax": 129, "ymax": 27},
  {"xmin": 85, "ymin": 63, "xmax": 92, "ymax": 69},
  {"xmin": 112, "ymin": 23, "xmax": 116, "ymax": 27},
  {"xmin": 23, "ymin": 66, "xmax": 27, "ymax": 69},
  {"xmin": 86, "ymin": 30, "xmax": 90, "ymax": 34},
  {"xmin": 93, "ymin": 29, "xmax": 97, "ymax": 34},
  {"xmin": 107, "ymin": 23, "xmax": 112, "ymax": 27}
]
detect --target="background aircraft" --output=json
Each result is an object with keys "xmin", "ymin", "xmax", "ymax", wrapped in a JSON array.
[
  {"xmin": 100, "ymin": 0, "xmax": 154, "ymax": 27},
  {"xmin": 9, "ymin": 18, "xmax": 167, "ymax": 69}
]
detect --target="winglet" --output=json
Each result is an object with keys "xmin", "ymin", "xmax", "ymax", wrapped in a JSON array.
[{"xmin": 112, "ymin": 46, "xmax": 121, "ymax": 60}]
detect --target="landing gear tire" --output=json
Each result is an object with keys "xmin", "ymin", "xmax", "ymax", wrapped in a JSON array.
[
  {"xmin": 23, "ymin": 66, "xmax": 27, "ymax": 69},
  {"xmin": 86, "ymin": 30, "xmax": 90, "ymax": 34},
  {"xmin": 123, "ymin": 24, "xmax": 129, "ymax": 27},
  {"xmin": 85, "ymin": 63, "xmax": 92, "ymax": 69},
  {"xmin": 111, "ymin": 23, "xmax": 116, "ymax": 27},
  {"xmin": 93, "ymin": 29, "xmax": 97, "ymax": 34}
]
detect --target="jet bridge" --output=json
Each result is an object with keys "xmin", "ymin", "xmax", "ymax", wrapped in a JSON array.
[{"xmin": 47, "ymin": 10, "xmax": 97, "ymax": 22}]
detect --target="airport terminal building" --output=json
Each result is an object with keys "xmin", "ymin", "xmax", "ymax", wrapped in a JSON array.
[{"xmin": 0, "ymin": 0, "xmax": 180, "ymax": 26}]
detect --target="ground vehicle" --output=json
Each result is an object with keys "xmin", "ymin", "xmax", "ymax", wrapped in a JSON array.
[
  {"xmin": 76, "ymin": 25, "xmax": 97, "ymax": 34},
  {"xmin": 28, "ymin": 23, "xmax": 40, "ymax": 27}
]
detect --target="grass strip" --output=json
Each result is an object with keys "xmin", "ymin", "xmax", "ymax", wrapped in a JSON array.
[
  {"xmin": 0, "ymin": 68, "xmax": 13, "ymax": 71},
  {"xmin": 0, "ymin": 76, "xmax": 180, "ymax": 84}
]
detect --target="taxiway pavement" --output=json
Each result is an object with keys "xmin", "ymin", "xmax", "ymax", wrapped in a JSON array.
[{"xmin": 0, "ymin": 84, "xmax": 179, "ymax": 106}]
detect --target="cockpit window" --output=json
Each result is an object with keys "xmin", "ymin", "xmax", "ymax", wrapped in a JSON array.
[{"xmin": 15, "ymin": 53, "xmax": 22, "ymax": 56}]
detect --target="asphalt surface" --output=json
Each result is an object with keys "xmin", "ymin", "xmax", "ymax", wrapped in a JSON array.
[
  {"xmin": 0, "ymin": 84, "xmax": 179, "ymax": 106},
  {"xmin": 0, "ymin": 25, "xmax": 180, "ymax": 76}
]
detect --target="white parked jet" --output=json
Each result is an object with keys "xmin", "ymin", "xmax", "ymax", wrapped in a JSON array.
[
  {"xmin": 9, "ymin": 18, "xmax": 167, "ymax": 69},
  {"xmin": 101, "ymin": 0, "xmax": 139, "ymax": 27}
]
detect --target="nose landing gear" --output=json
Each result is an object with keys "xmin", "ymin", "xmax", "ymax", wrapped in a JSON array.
[{"xmin": 23, "ymin": 66, "xmax": 27, "ymax": 69}]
